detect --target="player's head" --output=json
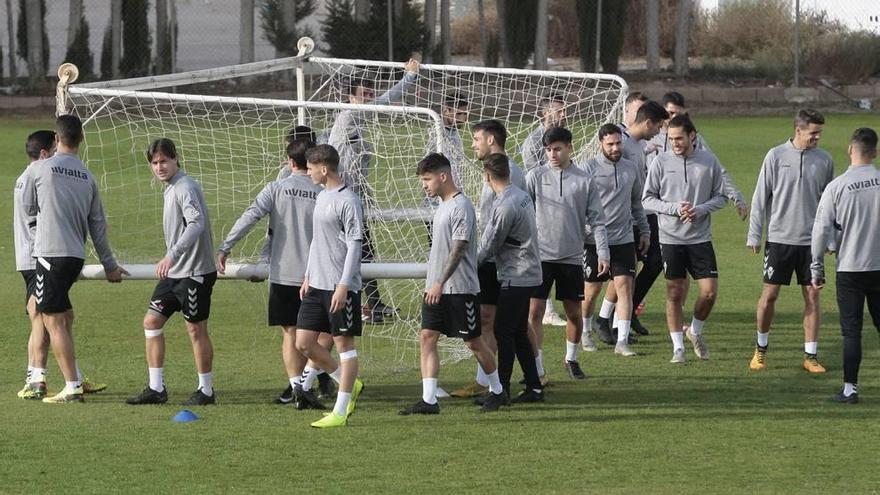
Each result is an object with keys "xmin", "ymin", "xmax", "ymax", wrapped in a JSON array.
[
  {"xmin": 472, "ymin": 119, "xmax": 507, "ymax": 160},
  {"xmin": 849, "ymin": 127, "xmax": 878, "ymax": 162},
  {"xmin": 597, "ymin": 123, "xmax": 623, "ymax": 163},
  {"xmin": 624, "ymin": 92, "xmax": 649, "ymax": 126},
  {"xmin": 542, "ymin": 126, "xmax": 573, "ymax": 168},
  {"xmin": 55, "ymin": 114, "xmax": 84, "ymax": 148},
  {"xmin": 305, "ymin": 144, "xmax": 340, "ymax": 185},
  {"xmin": 793, "ymin": 108, "xmax": 825, "ymax": 150},
  {"xmin": 417, "ymin": 152, "xmax": 454, "ymax": 198},
  {"xmin": 146, "ymin": 138, "xmax": 180, "ymax": 183},
  {"xmin": 632, "ymin": 101, "xmax": 668, "ymax": 140},
  {"xmin": 287, "ymin": 135, "xmax": 316, "ymax": 171},
  {"xmin": 286, "ymin": 125, "xmax": 317, "ymax": 145},
  {"xmin": 442, "ymin": 93, "xmax": 468, "ymax": 128},
  {"xmin": 662, "ymin": 91, "xmax": 686, "ymax": 119},
  {"xmin": 347, "ymin": 76, "xmax": 375, "ymax": 105},
  {"xmin": 26, "ymin": 130, "xmax": 56, "ymax": 162},
  {"xmin": 541, "ymin": 92, "xmax": 567, "ymax": 129},
  {"xmin": 666, "ymin": 114, "xmax": 697, "ymax": 156},
  {"xmin": 482, "ymin": 153, "xmax": 510, "ymax": 182}
]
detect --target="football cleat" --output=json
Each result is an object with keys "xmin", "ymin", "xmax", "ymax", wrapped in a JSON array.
[
  {"xmin": 803, "ymin": 354, "xmax": 826, "ymax": 373},
  {"xmin": 17, "ymin": 381, "xmax": 48, "ymax": 400},
  {"xmin": 750, "ymin": 346, "xmax": 768, "ymax": 371},
  {"xmin": 310, "ymin": 412, "xmax": 347, "ymax": 428},
  {"xmin": 42, "ymin": 385, "xmax": 84, "ymax": 404},
  {"xmin": 449, "ymin": 382, "xmax": 488, "ymax": 398},
  {"xmin": 399, "ymin": 399, "xmax": 440, "ymax": 415},
  {"xmin": 81, "ymin": 377, "xmax": 107, "ymax": 394},
  {"xmin": 126, "ymin": 386, "xmax": 168, "ymax": 405},
  {"xmin": 183, "ymin": 388, "xmax": 216, "ymax": 406},
  {"xmin": 346, "ymin": 379, "xmax": 364, "ymax": 417}
]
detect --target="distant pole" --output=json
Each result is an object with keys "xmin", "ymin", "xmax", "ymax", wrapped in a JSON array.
[
  {"xmin": 387, "ymin": 0, "xmax": 394, "ymax": 61},
  {"xmin": 111, "ymin": 0, "xmax": 122, "ymax": 78},
  {"xmin": 169, "ymin": 0, "xmax": 177, "ymax": 73},
  {"xmin": 595, "ymin": 0, "xmax": 602, "ymax": 71},
  {"xmin": 6, "ymin": 0, "xmax": 17, "ymax": 80},
  {"xmin": 646, "ymin": 0, "xmax": 659, "ymax": 73},
  {"xmin": 239, "ymin": 0, "xmax": 254, "ymax": 64},
  {"xmin": 793, "ymin": 0, "xmax": 800, "ymax": 88},
  {"xmin": 534, "ymin": 0, "xmax": 547, "ymax": 69}
]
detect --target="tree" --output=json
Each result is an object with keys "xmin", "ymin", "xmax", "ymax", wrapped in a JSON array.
[
  {"xmin": 5, "ymin": 0, "xmax": 16, "ymax": 81},
  {"xmin": 423, "ymin": 0, "xmax": 436, "ymax": 63},
  {"xmin": 496, "ymin": 0, "xmax": 537, "ymax": 68},
  {"xmin": 576, "ymin": 0, "xmax": 626, "ymax": 73},
  {"xmin": 119, "ymin": 0, "xmax": 151, "ymax": 77},
  {"xmin": 673, "ymin": 0, "xmax": 691, "ymax": 76},
  {"xmin": 646, "ymin": 0, "xmax": 660, "ymax": 72},
  {"xmin": 17, "ymin": 0, "xmax": 49, "ymax": 83},
  {"xmin": 260, "ymin": 0, "xmax": 315, "ymax": 57},
  {"xmin": 534, "ymin": 0, "xmax": 547, "ymax": 69},
  {"xmin": 322, "ymin": 0, "xmax": 424, "ymax": 60},
  {"xmin": 439, "ymin": 0, "xmax": 451, "ymax": 63},
  {"xmin": 65, "ymin": 0, "xmax": 94, "ymax": 80}
]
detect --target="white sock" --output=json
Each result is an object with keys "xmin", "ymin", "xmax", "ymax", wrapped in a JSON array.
[
  {"xmin": 690, "ymin": 318, "xmax": 705, "ymax": 335},
  {"xmin": 804, "ymin": 341, "xmax": 818, "ymax": 355},
  {"xmin": 422, "ymin": 377, "xmax": 438, "ymax": 405},
  {"xmin": 148, "ymin": 367, "xmax": 164, "ymax": 392},
  {"xmin": 198, "ymin": 372, "xmax": 213, "ymax": 396},
  {"xmin": 26, "ymin": 365, "xmax": 33, "ymax": 381},
  {"xmin": 844, "ymin": 382, "xmax": 858, "ymax": 396},
  {"xmin": 486, "ymin": 370, "xmax": 503, "ymax": 394},
  {"xmin": 565, "ymin": 340, "xmax": 579, "ymax": 362},
  {"xmin": 671, "ymin": 331, "xmax": 685, "ymax": 351},
  {"xmin": 756, "ymin": 331, "xmax": 769, "ymax": 348},
  {"xmin": 289, "ymin": 375, "xmax": 302, "ymax": 389},
  {"xmin": 583, "ymin": 316, "xmax": 593, "ymax": 333},
  {"xmin": 329, "ymin": 368, "xmax": 342, "ymax": 383},
  {"xmin": 617, "ymin": 320, "xmax": 631, "ymax": 343},
  {"xmin": 302, "ymin": 366, "xmax": 319, "ymax": 391},
  {"xmin": 535, "ymin": 349, "xmax": 545, "ymax": 377},
  {"xmin": 333, "ymin": 391, "xmax": 352, "ymax": 416},
  {"xmin": 475, "ymin": 363, "xmax": 489, "ymax": 387},
  {"xmin": 612, "ymin": 312, "xmax": 619, "ymax": 329},
  {"xmin": 599, "ymin": 299, "xmax": 615, "ymax": 319},
  {"xmin": 31, "ymin": 367, "xmax": 46, "ymax": 383},
  {"xmin": 75, "ymin": 361, "xmax": 84, "ymax": 382},
  {"xmin": 66, "ymin": 380, "xmax": 81, "ymax": 391},
  {"xmin": 545, "ymin": 299, "xmax": 555, "ymax": 314}
]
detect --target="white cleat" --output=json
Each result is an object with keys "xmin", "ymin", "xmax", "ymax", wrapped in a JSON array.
[
  {"xmin": 581, "ymin": 329, "xmax": 598, "ymax": 352},
  {"xmin": 543, "ymin": 311, "xmax": 567, "ymax": 327},
  {"xmin": 686, "ymin": 328, "xmax": 710, "ymax": 360},
  {"xmin": 614, "ymin": 342, "xmax": 637, "ymax": 357},
  {"xmin": 670, "ymin": 348, "xmax": 686, "ymax": 364}
]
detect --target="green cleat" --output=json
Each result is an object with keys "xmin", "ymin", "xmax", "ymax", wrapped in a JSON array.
[
  {"xmin": 311, "ymin": 412, "xmax": 347, "ymax": 428},
  {"xmin": 81, "ymin": 377, "xmax": 108, "ymax": 394},
  {"xmin": 17, "ymin": 381, "xmax": 47, "ymax": 400},
  {"xmin": 346, "ymin": 379, "xmax": 364, "ymax": 418},
  {"xmin": 42, "ymin": 385, "xmax": 84, "ymax": 404}
]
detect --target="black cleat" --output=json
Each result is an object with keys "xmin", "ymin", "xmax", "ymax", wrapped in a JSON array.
[
  {"xmin": 596, "ymin": 317, "xmax": 615, "ymax": 345},
  {"xmin": 293, "ymin": 385, "xmax": 326, "ymax": 410},
  {"xmin": 631, "ymin": 316, "xmax": 650, "ymax": 336},
  {"xmin": 565, "ymin": 360, "xmax": 586, "ymax": 380},
  {"xmin": 399, "ymin": 399, "xmax": 440, "ymax": 415},
  {"xmin": 183, "ymin": 388, "xmax": 216, "ymax": 406},
  {"xmin": 374, "ymin": 302, "xmax": 399, "ymax": 319},
  {"xmin": 275, "ymin": 384, "xmax": 294, "ymax": 404},
  {"xmin": 510, "ymin": 388, "xmax": 545, "ymax": 404},
  {"xmin": 480, "ymin": 391, "xmax": 509, "ymax": 412},
  {"xmin": 317, "ymin": 373, "xmax": 336, "ymax": 400},
  {"xmin": 126, "ymin": 386, "xmax": 168, "ymax": 405},
  {"xmin": 828, "ymin": 389, "xmax": 859, "ymax": 404}
]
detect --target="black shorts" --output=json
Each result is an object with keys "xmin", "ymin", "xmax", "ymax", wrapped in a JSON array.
[
  {"xmin": 148, "ymin": 272, "xmax": 218, "ymax": 323},
  {"xmin": 583, "ymin": 243, "xmax": 638, "ymax": 282},
  {"xmin": 763, "ymin": 242, "xmax": 811, "ymax": 286},
  {"xmin": 532, "ymin": 262, "xmax": 584, "ymax": 301},
  {"xmin": 421, "ymin": 293, "xmax": 481, "ymax": 340},
  {"xmin": 20, "ymin": 270, "xmax": 37, "ymax": 308},
  {"xmin": 268, "ymin": 283, "xmax": 302, "ymax": 327},
  {"xmin": 296, "ymin": 288, "xmax": 363, "ymax": 337},
  {"xmin": 478, "ymin": 262, "xmax": 500, "ymax": 305},
  {"xmin": 661, "ymin": 242, "xmax": 718, "ymax": 280},
  {"xmin": 34, "ymin": 256, "xmax": 84, "ymax": 314}
]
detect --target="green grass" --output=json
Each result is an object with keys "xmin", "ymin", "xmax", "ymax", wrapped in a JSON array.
[{"xmin": 2, "ymin": 113, "xmax": 880, "ymax": 493}]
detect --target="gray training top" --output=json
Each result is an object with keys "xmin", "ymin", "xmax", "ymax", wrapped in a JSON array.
[
  {"xmin": 520, "ymin": 123, "xmax": 547, "ymax": 172},
  {"xmin": 305, "ymin": 184, "xmax": 364, "ymax": 292},
  {"xmin": 642, "ymin": 149, "xmax": 727, "ymax": 245},
  {"xmin": 477, "ymin": 185, "xmax": 543, "ymax": 287},
  {"xmin": 479, "ymin": 157, "xmax": 526, "ymax": 231},
  {"xmin": 525, "ymin": 163, "xmax": 609, "ymax": 264},
  {"xmin": 14, "ymin": 166, "xmax": 36, "ymax": 271},
  {"xmin": 20, "ymin": 151, "xmax": 118, "ymax": 272},
  {"xmin": 748, "ymin": 140, "xmax": 835, "ymax": 247},
  {"xmin": 218, "ymin": 172, "xmax": 321, "ymax": 286},
  {"xmin": 425, "ymin": 192, "xmax": 480, "ymax": 294},
  {"xmin": 162, "ymin": 171, "xmax": 215, "ymax": 278},
  {"xmin": 810, "ymin": 164, "xmax": 880, "ymax": 280},
  {"xmin": 580, "ymin": 153, "xmax": 650, "ymax": 246}
]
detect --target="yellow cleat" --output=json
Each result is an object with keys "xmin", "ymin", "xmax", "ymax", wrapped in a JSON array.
[
  {"xmin": 17, "ymin": 381, "xmax": 48, "ymax": 400},
  {"xmin": 81, "ymin": 377, "xmax": 107, "ymax": 394},
  {"xmin": 311, "ymin": 412, "xmax": 347, "ymax": 428},
  {"xmin": 346, "ymin": 379, "xmax": 364, "ymax": 418},
  {"xmin": 750, "ymin": 347, "xmax": 767, "ymax": 371},
  {"xmin": 42, "ymin": 386, "xmax": 84, "ymax": 404},
  {"xmin": 449, "ymin": 382, "xmax": 488, "ymax": 398},
  {"xmin": 803, "ymin": 355, "xmax": 826, "ymax": 373}
]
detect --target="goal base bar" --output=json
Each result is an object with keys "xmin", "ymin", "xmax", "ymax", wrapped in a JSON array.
[{"xmin": 80, "ymin": 263, "xmax": 427, "ymax": 280}]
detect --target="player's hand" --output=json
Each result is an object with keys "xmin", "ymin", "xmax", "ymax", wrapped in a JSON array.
[
  {"xmin": 638, "ymin": 234, "xmax": 650, "ymax": 256},
  {"xmin": 330, "ymin": 284, "xmax": 349, "ymax": 314},
  {"xmin": 735, "ymin": 202, "xmax": 749, "ymax": 221},
  {"xmin": 425, "ymin": 283, "xmax": 443, "ymax": 305},
  {"xmin": 156, "ymin": 256, "xmax": 173, "ymax": 280},
  {"xmin": 748, "ymin": 244, "xmax": 760, "ymax": 254},
  {"xmin": 404, "ymin": 58, "xmax": 420, "ymax": 74},
  {"xmin": 644, "ymin": 143, "xmax": 660, "ymax": 154},
  {"xmin": 679, "ymin": 201, "xmax": 695, "ymax": 223},
  {"xmin": 597, "ymin": 260, "xmax": 610, "ymax": 277},
  {"xmin": 811, "ymin": 278, "xmax": 825, "ymax": 290},
  {"xmin": 300, "ymin": 278, "xmax": 310, "ymax": 299},
  {"xmin": 216, "ymin": 252, "xmax": 227, "ymax": 274},
  {"xmin": 106, "ymin": 266, "xmax": 129, "ymax": 283}
]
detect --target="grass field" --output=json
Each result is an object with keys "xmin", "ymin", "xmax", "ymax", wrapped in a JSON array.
[{"xmin": 1, "ymin": 112, "xmax": 880, "ymax": 493}]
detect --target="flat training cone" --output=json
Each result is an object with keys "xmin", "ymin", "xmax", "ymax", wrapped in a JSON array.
[{"xmin": 173, "ymin": 410, "xmax": 199, "ymax": 423}]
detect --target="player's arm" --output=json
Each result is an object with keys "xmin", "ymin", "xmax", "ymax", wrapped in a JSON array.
[
  {"xmin": 159, "ymin": 186, "xmax": 206, "ymax": 278},
  {"xmin": 217, "ymin": 183, "xmax": 274, "ymax": 274},
  {"xmin": 332, "ymin": 200, "xmax": 364, "ymax": 313},
  {"xmin": 20, "ymin": 167, "xmax": 38, "ymax": 217},
  {"xmin": 520, "ymin": 129, "xmax": 541, "ymax": 172},
  {"xmin": 524, "ymin": 169, "xmax": 538, "ymax": 204},
  {"xmin": 717, "ymin": 161, "xmax": 748, "ymax": 219},
  {"xmin": 87, "ymin": 180, "xmax": 126, "ymax": 281},
  {"xmin": 477, "ymin": 207, "xmax": 508, "ymax": 265},
  {"xmin": 426, "ymin": 239, "xmax": 468, "ymax": 305},
  {"xmin": 692, "ymin": 161, "xmax": 728, "ymax": 218},
  {"xmin": 585, "ymin": 182, "xmax": 610, "ymax": 272},
  {"xmin": 374, "ymin": 59, "xmax": 419, "ymax": 106},
  {"xmin": 631, "ymin": 167, "xmax": 651, "ymax": 254},
  {"xmin": 747, "ymin": 154, "xmax": 774, "ymax": 251},
  {"xmin": 641, "ymin": 157, "xmax": 680, "ymax": 217},
  {"xmin": 809, "ymin": 184, "xmax": 838, "ymax": 288}
]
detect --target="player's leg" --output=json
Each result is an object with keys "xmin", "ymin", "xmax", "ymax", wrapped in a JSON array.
[
  {"xmin": 753, "ymin": 283, "xmax": 781, "ymax": 370},
  {"xmin": 39, "ymin": 257, "xmax": 86, "ymax": 403},
  {"xmin": 613, "ymin": 274, "xmax": 637, "ymax": 357},
  {"xmin": 562, "ymin": 298, "xmax": 585, "ymax": 378},
  {"xmin": 802, "ymin": 284, "xmax": 825, "ymax": 372},
  {"xmin": 527, "ymin": 297, "xmax": 545, "ymax": 361},
  {"xmin": 311, "ymin": 290, "xmax": 363, "ymax": 427},
  {"xmin": 686, "ymin": 243, "xmax": 717, "ymax": 361},
  {"xmin": 661, "ymin": 244, "xmax": 688, "ymax": 363},
  {"xmin": 19, "ymin": 293, "xmax": 49, "ymax": 399},
  {"xmin": 631, "ymin": 215, "xmax": 663, "ymax": 335},
  {"xmin": 509, "ymin": 286, "xmax": 545, "ymax": 405},
  {"xmin": 831, "ymin": 272, "xmax": 864, "ymax": 403},
  {"xmin": 183, "ymin": 319, "xmax": 216, "ymax": 405},
  {"xmin": 581, "ymin": 281, "xmax": 603, "ymax": 351},
  {"xmin": 451, "ymin": 264, "xmax": 498, "ymax": 398}
]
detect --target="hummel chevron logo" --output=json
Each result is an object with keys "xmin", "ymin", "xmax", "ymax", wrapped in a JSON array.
[
  {"xmin": 585, "ymin": 266, "xmax": 593, "ymax": 278},
  {"xmin": 766, "ymin": 266, "xmax": 775, "ymax": 279},
  {"xmin": 149, "ymin": 299, "xmax": 163, "ymax": 312},
  {"xmin": 187, "ymin": 288, "xmax": 197, "ymax": 295},
  {"xmin": 345, "ymin": 299, "xmax": 354, "ymax": 327}
]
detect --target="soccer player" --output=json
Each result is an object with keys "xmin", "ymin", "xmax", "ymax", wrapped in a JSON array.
[
  {"xmin": 747, "ymin": 109, "xmax": 834, "ymax": 372},
  {"xmin": 400, "ymin": 153, "xmax": 503, "ymax": 415},
  {"xmin": 642, "ymin": 114, "xmax": 727, "ymax": 364},
  {"xmin": 275, "ymin": 125, "xmax": 318, "ymax": 181},
  {"xmin": 526, "ymin": 126, "xmax": 609, "ymax": 379},
  {"xmin": 20, "ymin": 115, "xmax": 127, "ymax": 404},
  {"xmin": 449, "ymin": 119, "xmax": 527, "ymax": 399},
  {"xmin": 580, "ymin": 124, "xmax": 650, "ymax": 356},
  {"xmin": 620, "ymin": 92, "xmax": 649, "ymax": 138},
  {"xmin": 329, "ymin": 59, "xmax": 420, "ymax": 324},
  {"xmin": 126, "ymin": 138, "xmax": 218, "ymax": 406},
  {"xmin": 811, "ymin": 127, "xmax": 880, "ymax": 404},
  {"xmin": 216, "ymin": 132, "xmax": 333, "ymax": 407},
  {"xmin": 424, "ymin": 94, "xmax": 469, "ymax": 241},
  {"xmin": 477, "ymin": 153, "xmax": 543, "ymax": 408},
  {"xmin": 295, "ymin": 144, "xmax": 366, "ymax": 428},
  {"xmin": 520, "ymin": 92, "xmax": 567, "ymax": 172}
]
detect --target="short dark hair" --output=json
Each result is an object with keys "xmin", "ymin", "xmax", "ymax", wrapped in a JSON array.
[
  {"xmin": 634, "ymin": 101, "xmax": 669, "ymax": 125},
  {"xmin": 667, "ymin": 114, "xmax": 697, "ymax": 135},
  {"xmin": 286, "ymin": 125, "xmax": 316, "ymax": 145},
  {"xmin": 626, "ymin": 92, "xmax": 649, "ymax": 105},
  {"xmin": 795, "ymin": 108, "xmax": 825, "ymax": 128},
  {"xmin": 55, "ymin": 114, "xmax": 83, "ymax": 147},
  {"xmin": 662, "ymin": 91, "xmax": 686, "ymax": 108},
  {"xmin": 597, "ymin": 123, "xmax": 622, "ymax": 141},
  {"xmin": 850, "ymin": 127, "xmax": 878, "ymax": 155},
  {"xmin": 417, "ymin": 152, "xmax": 452, "ymax": 175},
  {"xmin": 346, "ymin": 76, "xmax": 373, "ymax": 96},
  {"xmin": 542, "ymin": 126, "xmax": 573, "ymax": 146},
  {"xmin": 482, "ymin": 153, "xmax": 510, "ymax": 180},
  {"xmin": 541, "ymin": 92, "xmax": 565, "ymax": 107},
  {"xmin": 305, "ymin": 144, "xmax": 340, "ymax": 170},
  {"xmin": 146, "ymin": 138, "xmax": 179, "ymax": 162},
  {"xmin": 287, "ymin": 140, "xmax": 315, "ymax": 170},
  {"xmin": 473, "ymin": 119, "xmax": 507, "ymax": 148},
  {"xmin": 26, "ymin": 130, "xmax": 55, "ymax": 160},
  {"xmin": 444, "ymin": 93, "xmax": 468, "ymax": 108}
]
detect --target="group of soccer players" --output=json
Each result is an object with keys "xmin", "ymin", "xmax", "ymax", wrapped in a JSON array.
[{"xmin": 13, "ymin": 63, "xmax": 880, "ymax": 425}]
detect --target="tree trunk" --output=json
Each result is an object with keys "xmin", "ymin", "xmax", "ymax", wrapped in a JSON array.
[
  {"xmin": 534, "ymin": 0, "xmax": 547, "ymax": 69},
  {"xmin": 354, "ymin": 0, "xmax": 369, "ymax": 23},
  {"xmin": 278, "ymin": 0, "xmax": 296, "ymax": 57},
  {"xmin": 477, "ymin": 0, "xmax": 488, "ymax": 66},
  {"xmin": 673, "ymin": 0, "xmax": 690, "ymax": 76},
  {"xmin": 110, "ymin": 0, "xmax": 122, "ymax": 78},
  {"xmin": 239, "ymin": 0, "xmax": 254, "ymax": 63},
  {"xmin": 646, "ymin": 0, "xmax": 659, "ymax": 72},
  {"xmin": 440, "ymin": 0, "xmax": 451, "ymax": 63},
  {"xmin": 7, "ymin": 0, "xmax": 17, "ymax": 79},
  {"xmin": 67, "ymin": 0, "xmax": 83, "ymax": 50},
  {"xmin": 169, "ymin": 0, "xmax": 176, "ymax": 73},
  {"xmin": 155, "ymin": 0, "xmax": 167, "ymax": 72},
  {"xmin": 25, "ymin": 0, "xmax": 42, "ymax": 85},
  {"xmin": 496, "ymin": 0, "xmax": 510, "ymax": 67},
  {"xmin": 423, "ymin": 0, "xmax": 435, "ymax": 63}
]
